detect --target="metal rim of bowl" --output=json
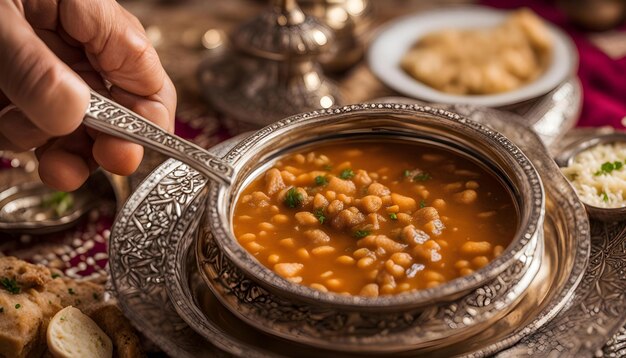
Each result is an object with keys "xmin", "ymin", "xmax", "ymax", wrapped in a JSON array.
[
  {"xmin": 204, "ymin": 103, "xmax": 545, "ymax": 309},
  {"xmin": 555, "ymin": 132, "xmax": 626, "ymax": 221}
]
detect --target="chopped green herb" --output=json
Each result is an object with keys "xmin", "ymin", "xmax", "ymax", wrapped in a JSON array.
[
  {"xmin": 353, "ymin": 230, "xmax": 371, "ymax": 239},
  {"xmin": 595, "ymin": 161, "xmax": 625, "ymax": 176},
  {"xmin": 0, "ymin": 307, "xmax": 3, "ymax": 313},
  {"xmin": 51, "ymin": 273, "xmax": 60, "ymax": 279},
  {"xmin": 601, "ymin": 192, "xmax": 609, "ymax": 202},
  {"xmin": 314, "ymin": 175, "xmax": 328, "ymax": 186},
  {"xmin": 420, "ymin": 200, "xmax": 427, "ymax": 209},
  {"xmin": 403, "ymin": 169, "xmax": 411, "ymax": 178},
  {"xmin": 339, "ymin": 169, "xmax": 355, "ymax": 180},
  {"xmin": 68, "ymin": 288, "xmax": 75, "ymax": 295},
  {"xmin": 284, "ymin": 187, "xmax": 304, "ymax": 208},
  {"xmin": 323, "ymin": 165, "xmax": 333, "ymax": 171},
  {"xmin": 41, "ymin": 191, "xmax": 74, "ymax": 217},
  {"xmin": 14, "ymin": 304, "xmax": 20, "ymax": 309},
  {"xmin": 413, "ymin": 172, "xmax": 431, "ymax": 182},
  {"xmin": 0, "ymin": 277, "xmax": 20, "ymax": 294},
  {"xmin": 389, "ymin": 213, "xmax": 398, "ymax": 220},
  {"xmin": 314, "ymin": 208, "xmax": 326, "ymax": 224},
  {"xmin": 60, "ymin": 316, "xmax": 66, "ymax": 321},
  {"xmin": 93, "ymin": 293, "xmax": 100, "ymax": 300}
]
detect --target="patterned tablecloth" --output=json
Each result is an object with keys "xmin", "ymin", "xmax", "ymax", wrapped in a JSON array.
[{"xmin": 1, "ymin": 0, "xmax": 625, "ymax": 354}]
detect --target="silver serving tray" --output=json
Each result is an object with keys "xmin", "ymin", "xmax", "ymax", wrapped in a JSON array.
[{"xmin": 108, "ymin": 109, "xmax": 625, "ymax": 357}]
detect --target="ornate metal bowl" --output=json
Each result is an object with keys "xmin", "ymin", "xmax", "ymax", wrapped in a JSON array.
[{"xmin": 195, "ymin": 104, "xmax": 546, "ymax": 352}]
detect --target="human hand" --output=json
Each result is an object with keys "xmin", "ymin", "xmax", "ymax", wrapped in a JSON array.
[{"xmin": 0, "ymin": 0, "xmax": 176, "ymax": 191}]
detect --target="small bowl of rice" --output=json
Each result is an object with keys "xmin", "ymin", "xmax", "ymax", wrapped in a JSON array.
[{"xmin": 556, "ymin": 132, "xmax": 626, "ymax": 221}]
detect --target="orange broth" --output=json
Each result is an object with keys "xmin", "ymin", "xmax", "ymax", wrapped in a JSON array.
[{"xmin": 232, "ymin": 141, "xmax": 518, "ymax": 296}]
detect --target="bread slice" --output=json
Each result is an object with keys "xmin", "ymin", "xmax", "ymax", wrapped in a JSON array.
[{"xmin": 46, "ymin": 306, "xmax": 112, "ymax": 358}]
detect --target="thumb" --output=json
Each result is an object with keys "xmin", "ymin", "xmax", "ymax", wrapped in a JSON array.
[{"xmin": 0, "ymin": 2, "xmax": 89, "ymax": 137}]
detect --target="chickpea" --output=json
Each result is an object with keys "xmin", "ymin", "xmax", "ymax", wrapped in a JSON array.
[
  {"xmin": 466, "ymin": 180, "xmax": 480, "ymax": 189},
  {"xmin": 454, "ymin": 190, "xmax": 478, "ymax": 204},
  {"xmin": 386, "ymin": 205, "xmax": 400, "ymax": 213},
  {"xmin": 239, "ymin": 233, "xmax": 256, "ymax": 243},
  {"xmin": 326, "ymin": 278, "xmax": 342, "ymax": 290},
  {"xmin": 361, "ymin": 195, "xmax": 383, "ymax": 213},
  {"xmin": 274, "ymin": 263, "xmax": 303, "ymax": 278},
  {"xmin": 460, "ymin": 241, "xmax": 492, "ymax": 255},
  {"xmin": 327, "ymin": 177, "xmax": 356, "ymax": 195},
  {"xmin": 367, "ymin": 183, "xmax": 391, "ymax": 196},
  {"xmin": 390, "ymin": 252, "xmax": 413, "ymax": 268},
  {"xmin": 353, "ymin": 248, "xmax": 371, "ymax": 258},
  {"xmin": 295, "ymin": 212, "xmax": 319, "ymax": 226},
  {"xmin": 311, "ymin": 246, "xmax": 336, "ymax": 256},
  {"xmin": 304, "ymin": 229, "xmax": 330, "ymax": 244},
  {"xmin": 279, "ymin": 238, "xmax": 295, "ymax": 248},
  {"xmin": 385, "ymin": 259, "xmax": 406, "ymax": 278},
  {"xmin": 258, "ymin": 222, "xmax": 275, "ymax": 231},
  {"xmin": 423, "ymin": 270, "xmax": 445, "ymax": 282},
  {"xmin": 432, "ymin": 199, "xmax": 446, "ymax": 211},
  {"xmin": 336, "ymin": 255, "xmax": 356, "ymax": 265},
  {"xmin": 359, "ymin": 283, "xmax": 379, "ymax": 297},
  {"xmin": 310, "ymin": 283, "xmax": 328, "ymax": 292},
  {"xmin": 280, "ymin": 170, "xmax": 296, "ymax": 183},
  {"xmin": 246, "ymin": 242, "xmax": 264, "ymax": 253},
  {"xmin": 268, "ymin": 254, "xmax": 280, "ymax": 264},
  {"xmin": 265, "ymin": 168, "xmax": 286, "ymax": 195},
  {"xmin": 296, "ymin": 248, "xmax": 310, "ymax": 260},
  {"xmin": 380, "ymin": 284, "xmax": 395, "ymax": 295},
  {"xmin": 271, "ymin": 214, "xmax": 289, "ymax": 224},
  {"xmin": 413, "ymin": 207, "xmax": 440, "ymax": 224},
  {"xmin": 472, "ymin": 256, "xmax": 490, "ymax": 268},
  {"xmin": 327, "ymin": 200, "xmax": 344, "ymax": 216},
  {"xmin": 357, "ymin": 257, "xmax": 376, "ymax": 269},
  {"xmin": 391, "ymin": 193, "xmax": 417, "ymax": 212},
  {"xmin": 313, "ymin": 193, "xmax": 329, "ymax": 209}
]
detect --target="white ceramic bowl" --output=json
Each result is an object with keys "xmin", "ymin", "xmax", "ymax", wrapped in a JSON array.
[{"xmin": 367, "ymin": 6, "xmax": 578, "ymax": 107}]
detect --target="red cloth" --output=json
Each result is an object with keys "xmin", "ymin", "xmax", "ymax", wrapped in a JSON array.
[{"xmin": 482, "ymin": 0, "xmax": 626, "ymax": 128}]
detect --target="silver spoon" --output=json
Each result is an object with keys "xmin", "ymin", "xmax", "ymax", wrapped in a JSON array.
[
  {"xmin": 84, "ymin": 91, "xmax": 233, "ymax": 185},
  {"xmin": 0, "ymin": 91, "xmax": 231, "ymax": 235}
]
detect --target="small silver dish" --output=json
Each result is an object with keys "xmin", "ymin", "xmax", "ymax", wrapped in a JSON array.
[
  {"xmin": 0, "ymin": 171, "xmax": 113, "ymax": 234},
  {"xmin": 554, "ymin": 132, "xmax": 626, "ymax": 222}
]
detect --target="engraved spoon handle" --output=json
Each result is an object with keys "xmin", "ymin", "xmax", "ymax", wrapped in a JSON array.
[{"xmin": 83, "ymin": 91, "xmax": 233, "ymax": 185}]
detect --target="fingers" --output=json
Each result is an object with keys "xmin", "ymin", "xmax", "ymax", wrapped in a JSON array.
[
  {"xmin": 59, "ymin": 0, "xmax": 166, "ymax": 96},
  {"xmin": 0, "ymin": 108, "xmax": 52, "ymax": 151},
  {"xmin": 37, "ymin": 127, "xmax": 95, "ymax": 191},
  {"xmin": 0, "ymin": 2, "xmax": 89, "ymax": 138},
  {"xmin": 38, "ymin": 149, "xmax": 91, "ymax": 191}
]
